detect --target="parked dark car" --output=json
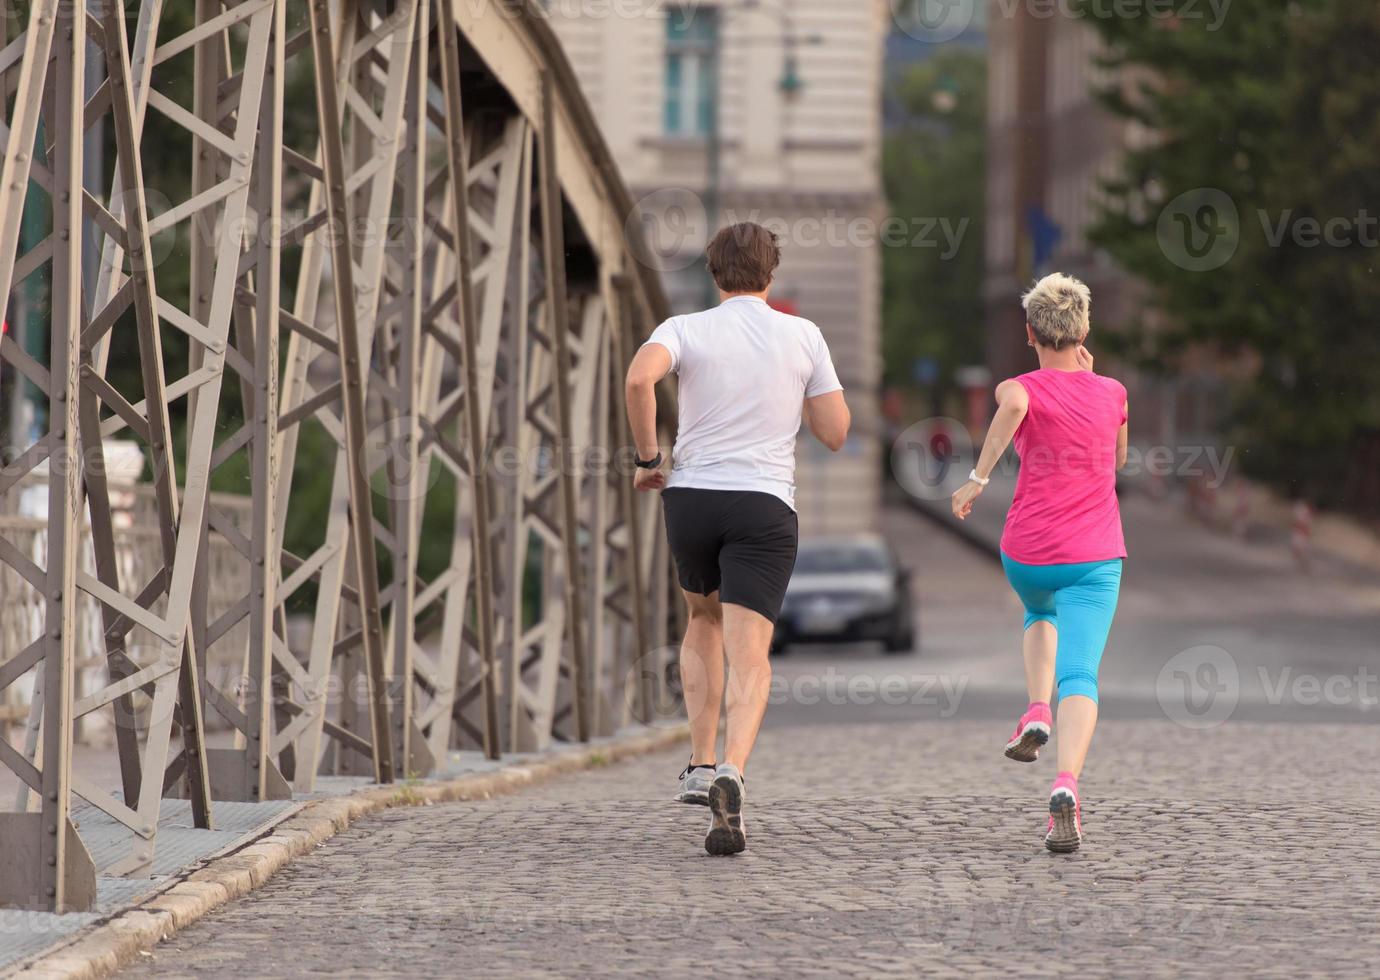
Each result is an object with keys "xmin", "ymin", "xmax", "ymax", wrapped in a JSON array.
[{"xmin": 773, "ymin": 535, "xmax": 915, "ymax": 654}]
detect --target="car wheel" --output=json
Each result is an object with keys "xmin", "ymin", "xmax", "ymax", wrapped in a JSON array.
[{"xmin": 884, "ymin": 633, "xmax": 912, "ymax": 654}]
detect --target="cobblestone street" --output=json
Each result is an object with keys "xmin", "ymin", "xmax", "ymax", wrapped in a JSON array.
[
  {"xmin": 113, "ymin": 501, "xmax": 1380, "ymax": 978},
  {"xmin": 122, "ymin": 717, "xmax": 1380, "ymax": 978}
]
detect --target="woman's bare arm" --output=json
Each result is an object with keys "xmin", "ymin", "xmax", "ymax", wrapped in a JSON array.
[
  {"xmin": 973, "ymin": 380, "xmax": 1029, "ymax": 480},
  {"xmin": 951, "ymin": 379, "xmax": 1029, "ymax": 521}
]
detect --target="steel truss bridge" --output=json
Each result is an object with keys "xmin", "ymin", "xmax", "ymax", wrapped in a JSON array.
[{"xmin": 0, "ymin": 0, "xmax": 677, "ymax": 911}]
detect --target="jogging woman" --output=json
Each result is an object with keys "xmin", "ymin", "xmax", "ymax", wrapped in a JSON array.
[{"xmin": 950, "ymin": 272, "xmax": 1128, "ymax": 853}]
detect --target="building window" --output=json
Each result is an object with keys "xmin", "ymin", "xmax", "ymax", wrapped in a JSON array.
[{"xmin": 664, "ymin": 8, "xmax": 717, "ymax": 137}]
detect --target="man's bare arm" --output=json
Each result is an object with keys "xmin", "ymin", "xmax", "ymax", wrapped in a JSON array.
[
  {"xmin": 803, "ymin": 390, "xmax": 850, "ymax": 452},
  {"xmin": 625, "ymin": 344, "xmax": 671, "ymax": 456},
  {"xmin": 625, "ymin": 343, "xmax": 673, "ymax": 491}
]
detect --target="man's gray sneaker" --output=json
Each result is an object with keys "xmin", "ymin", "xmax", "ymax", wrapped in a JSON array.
[
  {"xmin": 675, "ymin": 762, "xmax": 714, "ymax": 805},
  {"xmin": 705, "ymin": 763, "xmax": 747, "ymax": 855}
]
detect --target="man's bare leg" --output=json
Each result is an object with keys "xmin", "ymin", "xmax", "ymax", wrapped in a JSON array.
[
  {"xmin": 704, "ymin": 602, "xmax": 774, "ymax": 855},
  {"xmin": 721, "ymin": 603, "xmax": 774, "ymax": 772},
  {"xmin": 680, "ymin": 590, "xmax": 725, "ymax": 766}
]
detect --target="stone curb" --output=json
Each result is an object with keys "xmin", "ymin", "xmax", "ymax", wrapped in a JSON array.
[{"xmin": 8, "ymin": 726, "xmax": 690, "ymax": 980}]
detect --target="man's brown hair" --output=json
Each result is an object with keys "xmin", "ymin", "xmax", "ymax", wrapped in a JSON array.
[{"xmin": 705, "ymin": 222, "xmax": 781, "ymax": 294}]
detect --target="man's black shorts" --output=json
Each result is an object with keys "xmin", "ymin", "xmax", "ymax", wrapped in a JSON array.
[{"xmin": 661, "ymin": 487, "xmax": 799, "ymax": 624}]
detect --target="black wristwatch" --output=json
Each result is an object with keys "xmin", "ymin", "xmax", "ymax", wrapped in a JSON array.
[{"xmin": 635, "ymin": 452, "xmax": 663, "ymax": 470}]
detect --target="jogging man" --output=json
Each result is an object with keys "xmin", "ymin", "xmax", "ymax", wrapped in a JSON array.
[{"xmin": 624, "ymin": 222, "xmax": 851, "ymax": 855}]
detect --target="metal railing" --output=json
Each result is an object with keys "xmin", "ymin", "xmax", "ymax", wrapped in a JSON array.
[
  {"xmin": 0, "ymin": 0, "xmax": 674, "ymax": 910},
  {"xmin": 0, "ymin": 480, "xmax": 251, "ymax": 744}
]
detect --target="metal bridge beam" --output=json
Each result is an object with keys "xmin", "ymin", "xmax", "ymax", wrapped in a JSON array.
[{"xmin": 0, "ymin": 0, "xmax": 674, "ymax": 911}]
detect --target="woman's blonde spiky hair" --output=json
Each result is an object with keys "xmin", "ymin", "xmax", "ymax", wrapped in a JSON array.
[{"xmin": 1021, "ymin": 272, "xmax": 1091, "ymax": 350}]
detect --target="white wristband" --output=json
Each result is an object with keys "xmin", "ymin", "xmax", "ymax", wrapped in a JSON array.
[{"xmin": 968, "ymin": 469, "xmax": 990, "ymax": 487}]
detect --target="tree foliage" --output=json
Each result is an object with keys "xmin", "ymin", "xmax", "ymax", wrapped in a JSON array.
[
  {"xmin": 1080, "ymin": 0, "xmax": 1380, "ymax": 505},
  {"xmin": 881, "ymin": 47, "xmax": 986, "ymax": 394}
]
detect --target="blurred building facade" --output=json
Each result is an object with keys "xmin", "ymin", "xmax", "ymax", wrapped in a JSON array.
[
  {"xmin": 983, "ymin": 5, "xmax": 1224, "ymax": 450},
  {"xmin": 545, "ymin": 0, "xmax": 889, "ymax": 536}
]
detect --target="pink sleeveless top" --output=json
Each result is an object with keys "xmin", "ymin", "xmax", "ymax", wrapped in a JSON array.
[{"xmin": 999, "ymin": 369, "xmax": 1128, "ymax": 566}]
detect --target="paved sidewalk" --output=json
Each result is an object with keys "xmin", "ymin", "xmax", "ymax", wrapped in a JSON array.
[
  {"xmin": 3, "ymin": 731, "xmax": 686, "ymax": 978},
  {"xmin": 120, "ymin": 719, "xmax": 1380, "ymax": 978}
]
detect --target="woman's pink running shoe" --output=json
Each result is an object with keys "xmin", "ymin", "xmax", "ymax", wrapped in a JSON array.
[
  {"xmin": 1004, "ymin": 701, "xmax": 1052, "ymax": 762},
  {"xmin": 1045, "ymin": 771, "xmax": 1082, "ymax": 853}
]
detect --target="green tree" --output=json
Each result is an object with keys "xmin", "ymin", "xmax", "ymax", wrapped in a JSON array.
[
  {"xmin": 1081, "ymin": 0, "xmax": 1380, "ymax": 507},
  {"xmin": 881, "ymin": 48, "xmax": 986, "ymax": 395}
]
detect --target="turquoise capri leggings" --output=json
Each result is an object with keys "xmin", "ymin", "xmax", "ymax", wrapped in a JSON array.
[{"xmin": 1000, "ymin": 553, "xmax": 1123, "ymax": 704}]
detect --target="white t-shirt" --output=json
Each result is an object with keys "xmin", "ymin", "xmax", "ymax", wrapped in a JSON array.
[{"xmin": 643, "ymin": 295, "xmax": 843, "ymax": 510}]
